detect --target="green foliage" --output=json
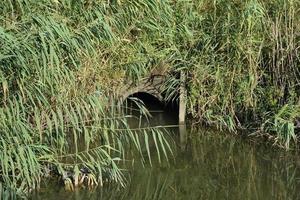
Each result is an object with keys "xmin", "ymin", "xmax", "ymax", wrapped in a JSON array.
[
  {"xmin": 0, "ymin": 95, "xmax": 171, "ymax": 197},
  {"xmin": 169, "ymin": 0, "xmax": 300, "ymax": 148},
  {"xmin": 0, "ymin": 1, "xmax": 174, "ymax": 197},
  {"xmin": 262, "ymin": 104, "xmax": 299, "ymax": 149},
  {"xmin": 0, "ymin": 0, "xmax": 300, "ymax": 197}
]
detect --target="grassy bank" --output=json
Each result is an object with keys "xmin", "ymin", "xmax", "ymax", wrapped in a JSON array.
[
  {"xmin": 181, "ymin": 0, "xmax": 300, "ymax": 149},
  {"xmin": 0, "ymin": 0, "xmax": 300, "ymax": 198}
]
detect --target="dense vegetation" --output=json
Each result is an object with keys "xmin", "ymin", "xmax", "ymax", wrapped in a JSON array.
[{"xmin": 0, "ymin": 0, "xmax": 299, "ymax": 198}]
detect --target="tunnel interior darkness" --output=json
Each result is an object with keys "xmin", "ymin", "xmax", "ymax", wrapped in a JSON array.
[{"xmin": 126, "ymin": 92, "xmax": 179, "ymax": 114}]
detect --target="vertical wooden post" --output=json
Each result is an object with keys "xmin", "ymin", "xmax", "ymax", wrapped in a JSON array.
[{"xmin": 179, "ymin": 71, "xmax": 186, "ymax": 124}]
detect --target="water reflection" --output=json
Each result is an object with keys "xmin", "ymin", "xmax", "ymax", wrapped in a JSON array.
[
  {"xmin": 179, "ymin": 124, "xmax": 187, "ymax": 152},
  {"xmin": 31, "ymin": 103, "xmax": 300, "ymax": 200}
]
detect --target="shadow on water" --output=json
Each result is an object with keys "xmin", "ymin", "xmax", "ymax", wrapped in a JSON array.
[{"xmin": 31, "ymin": 95, "xmax": 300, "ymax": 200}]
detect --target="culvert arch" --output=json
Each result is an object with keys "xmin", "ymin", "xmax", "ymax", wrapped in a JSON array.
[{"xmin": 118, "ymin": 72, "xmax": 186, "ymax": 123}]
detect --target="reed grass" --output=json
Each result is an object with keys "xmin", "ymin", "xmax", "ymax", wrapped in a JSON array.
[
  {"xmin": 0, "ymin": 0, "xmax": 300, "ymax": 198},
  {"xmin": 180, "ymin": 0, "xmax": 300, "ymax": 149},
  {"xmin": 0, "ymin": 1, "xmax": 174, "ymax": 197}
]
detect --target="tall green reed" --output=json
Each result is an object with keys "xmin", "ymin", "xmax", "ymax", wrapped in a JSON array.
[{"xmin": 0, "ymin": 1, "xmax": 174, "ymax": 197}]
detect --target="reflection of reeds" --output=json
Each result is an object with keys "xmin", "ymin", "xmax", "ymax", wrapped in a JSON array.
[
  {"xmin": 134, "ymin": 127, "xmax": 300, "ymax": 200},
  {"xmin": 34, "ymin": 127, "xmax": 300, "ymax": 199}
]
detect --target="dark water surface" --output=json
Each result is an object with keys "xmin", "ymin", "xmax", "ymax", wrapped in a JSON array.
[{"xmin": 31, "ymin": 102, "xmax": 300, "ymax": 200}]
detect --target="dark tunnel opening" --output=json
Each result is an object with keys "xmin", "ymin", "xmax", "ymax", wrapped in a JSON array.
[
  {"xmin": 124, "ymin": 92, "xmax": 179, "ymax": 126},
  {"xmin": 125, "ymin": 92, "xmax": 179, "ymax": 116}
]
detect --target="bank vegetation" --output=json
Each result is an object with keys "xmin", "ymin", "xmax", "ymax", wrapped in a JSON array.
[{"xmin": 0, "ymin": 0, "xmax": 300, "ymax": 198}]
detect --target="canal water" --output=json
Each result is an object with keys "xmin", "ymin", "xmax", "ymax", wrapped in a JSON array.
[{"xmin": 31, "ymin": 95, "xmax": 300, "ymax": 200}]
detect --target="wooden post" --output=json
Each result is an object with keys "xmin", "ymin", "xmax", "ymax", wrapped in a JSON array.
[{"xmin": 179, "ymin": 71, "xmax": 186, "ymax": 124}]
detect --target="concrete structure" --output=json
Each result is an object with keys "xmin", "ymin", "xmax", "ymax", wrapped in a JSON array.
[{"xmin": 119, "ymin": 72, "xmax": 186, "ymax": 123}]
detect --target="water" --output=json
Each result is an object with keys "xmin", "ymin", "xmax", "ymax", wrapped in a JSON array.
[{"xmin": 31, "ymin": 100, "xmax": 300, "ymax": 200}]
